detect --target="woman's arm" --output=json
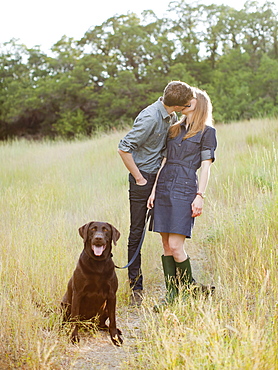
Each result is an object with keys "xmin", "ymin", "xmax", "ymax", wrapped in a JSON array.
[
  {"xmin": 191, "ymin": 159, "xmax": 212, "ymax": 217},
  {"xmin": 147, "ymin": 157, "xmax": 167, "ymax": 209}
]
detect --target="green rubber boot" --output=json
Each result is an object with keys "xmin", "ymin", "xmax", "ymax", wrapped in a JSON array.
[
  {"xmin": 162, "ymin": 255, "xmax": 178, "ymax": 303},
  {"xmin": 176, "ymin": 257, "xmax": 215, "ymax": 298},
  {"xmin": 154, "ymin": 255, "xmax": 177, "ymax": 313},
  {"xmin": 175, "ymin": 257, "xmax": 193, "ymax": 295}
]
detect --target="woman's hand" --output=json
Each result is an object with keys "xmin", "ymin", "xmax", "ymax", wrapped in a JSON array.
[
  {"xmin": 147, "ymin": 157, "xmax": 166, "ymax": 209},
  {"xmin": 147, "ymin": 190, "xmax": 156, "ymax": 209},
  {"xmin": 191, "ymin": 195, "xmax": 204, "ymax": 217}
]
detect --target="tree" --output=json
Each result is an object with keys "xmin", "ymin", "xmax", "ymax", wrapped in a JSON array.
[
  {"xmin": 207, "ymin": 50, "xmax": 253, "ymax": 122},
  {"xmin": 241, "ymin": 1, "xmax": 278, "ymax": 62},
  {"xmin": 0, "ymin": 1, "xmax": 277, "ymax": 139},
  {"xmin": 251, "ymin": 54, "xmax": 278, "ymax": 116}
]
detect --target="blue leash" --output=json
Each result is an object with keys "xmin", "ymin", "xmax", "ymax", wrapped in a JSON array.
[{"xmin": 115, "ymin": 209, "xmax": 153, "ymax": 269}]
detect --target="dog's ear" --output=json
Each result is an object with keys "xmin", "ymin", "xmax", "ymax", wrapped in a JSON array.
[
  {"xmin": 108, "ymin": 224, "xmax": 121, "ymax": 246},
  {"xmin": 78, "ymin": 222, "xmax": 93, "ymax": 243}
]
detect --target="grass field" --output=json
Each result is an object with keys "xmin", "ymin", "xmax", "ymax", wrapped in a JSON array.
[{"xmin": 0, "ymin": 118, "xmax": 277, "ymax": 369}]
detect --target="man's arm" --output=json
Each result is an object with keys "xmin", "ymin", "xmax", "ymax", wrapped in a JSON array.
[{"xmin": 118, "ymin": 149, "xmax": 147, "ymax": 185}]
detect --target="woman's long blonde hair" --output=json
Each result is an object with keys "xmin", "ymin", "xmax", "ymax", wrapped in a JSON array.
[{"xmin": 168, "ymin": 88, "xmax": 214, "ymax": 140}]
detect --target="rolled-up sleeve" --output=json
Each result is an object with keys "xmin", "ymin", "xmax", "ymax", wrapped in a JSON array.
[
  {"xmin": 118, "ymin": 113, "xmax": 156, "ymax": 153},
  {"xmin": 201, "ymin": 127, "xmax": 217, "ymax": 162}
]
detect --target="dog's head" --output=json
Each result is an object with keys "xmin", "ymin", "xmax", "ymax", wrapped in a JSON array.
[{"xmin": 78, "ymin": 221, "xmax": 120, "ymax": 260}]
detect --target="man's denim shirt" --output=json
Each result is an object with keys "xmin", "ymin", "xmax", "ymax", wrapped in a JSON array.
[{"xmin": 118, "ymin": 98, "xmax": 177, "ymax": 174}]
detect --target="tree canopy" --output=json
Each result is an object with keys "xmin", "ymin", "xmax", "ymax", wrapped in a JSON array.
[{"xmin": 0, "ymin": 0, "xmax": 277, "ymax": 139}]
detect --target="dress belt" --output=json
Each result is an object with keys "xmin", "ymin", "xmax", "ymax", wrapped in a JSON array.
[{"xmin": 166, "ymin": 159, "xmax": 195, "ymax": 171}]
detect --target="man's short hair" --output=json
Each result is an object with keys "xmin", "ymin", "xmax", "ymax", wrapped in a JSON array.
[{"xmin": 163, "ymin": 81, "xmax": 195, "ymax": 107}]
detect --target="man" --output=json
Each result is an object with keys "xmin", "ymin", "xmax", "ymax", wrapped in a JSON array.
[{"xmin": 118, "ymin": 81, "xmax": 195, "ymax": 306}]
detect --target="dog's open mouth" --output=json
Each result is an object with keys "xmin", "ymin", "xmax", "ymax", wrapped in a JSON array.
[{"xmin": 92, "ymin": 244, "xmax": 106, "ymax": 256}]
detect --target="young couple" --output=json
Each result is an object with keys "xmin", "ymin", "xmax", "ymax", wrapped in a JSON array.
[{"xmin": 118, "ymin": 81, "xmax": 217, "ymax": 307}]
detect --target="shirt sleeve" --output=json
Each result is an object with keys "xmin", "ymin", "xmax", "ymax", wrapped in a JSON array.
[
  {"xmin": 118, "ymin": 112, "xmax": 157, "ymax": 153},
  {"xmin": 201, "ymin": 127, "xmax": 217, "ymax": 162}
]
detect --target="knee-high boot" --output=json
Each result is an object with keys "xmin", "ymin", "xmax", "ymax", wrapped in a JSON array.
[
  {"xmin": 161, "ymin": 255, "xmax": 178, "ymax": 303},
  {"xmin": 175, "ymin": 257, "xmax": 215, "ymax": 297},
  {"xmin": 175, "ymin": 257, "xmax": 193, "ymax": 292}
]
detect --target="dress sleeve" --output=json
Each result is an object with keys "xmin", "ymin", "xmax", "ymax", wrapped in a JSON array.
[{"xmin": 201, "ymin": 127, "xmax": 217, "ymax": 162}]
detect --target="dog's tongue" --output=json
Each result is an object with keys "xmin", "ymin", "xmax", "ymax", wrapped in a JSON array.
[{"xmin": 92, "ymin": 245, "xmax": 105, "ymax": 256}]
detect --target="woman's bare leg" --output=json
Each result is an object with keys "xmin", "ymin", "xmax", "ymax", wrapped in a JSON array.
[{"xmin": 160, "ymin": 232, "xmax": 188, "ymax": 262}]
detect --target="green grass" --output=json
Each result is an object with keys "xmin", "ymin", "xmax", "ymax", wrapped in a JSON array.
[{"xmin": 0, "ymin": 119, "xmax": 277, "ymax": 369}]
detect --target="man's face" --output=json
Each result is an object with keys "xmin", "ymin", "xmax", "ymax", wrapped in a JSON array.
[{"xmin": 178, "ymin": 98, "xmax": 197, "ymax": 114}]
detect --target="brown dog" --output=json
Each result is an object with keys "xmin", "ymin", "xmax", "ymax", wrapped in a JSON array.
[{"xmin": 61, "ymin": 221, "xmax": 123, "ymax": 346}]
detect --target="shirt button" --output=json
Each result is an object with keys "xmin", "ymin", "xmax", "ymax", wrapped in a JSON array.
[{"xmin": 178, "ymin": 144, "xmax": 181, "ymax": 147}]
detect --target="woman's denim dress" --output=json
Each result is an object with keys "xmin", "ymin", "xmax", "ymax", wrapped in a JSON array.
[{"xmin": 153, "ymin": 123, "xmax": 217, "ymax": 238}]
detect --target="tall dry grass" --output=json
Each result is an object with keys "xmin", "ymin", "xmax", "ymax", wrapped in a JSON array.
[
  {"xmin": 127, "ymin": 118, "xmax": 278, "ymax": 369},
  {"xmin": 0, "ymin": 119, "xmax": 277, "ymax": 369}
]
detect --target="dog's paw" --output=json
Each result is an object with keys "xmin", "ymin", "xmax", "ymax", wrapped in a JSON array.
[
  {"xmin": 111, "ymin": 329, "xmax": 123, "ymax": 346},
  {"xmin": 70, "ymin": 334, "xmax": 80, "ymax": 345},
  {"xmin": 111, "ymin": 334, "xmax": 123, "ymax": 346}
]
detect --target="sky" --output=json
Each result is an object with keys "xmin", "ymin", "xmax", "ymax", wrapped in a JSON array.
[{"xmin": 0, "ymin": 0, "xmax": 275, "ymax": 54}]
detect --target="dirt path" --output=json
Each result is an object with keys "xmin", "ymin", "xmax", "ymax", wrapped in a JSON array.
[
  {"xmin": 58, "ymin": 247, "xmax": 207, "ymax": 369},
  {"xmin": 59, "ymin": 307, "xmax": 143, "ymax": 370}
]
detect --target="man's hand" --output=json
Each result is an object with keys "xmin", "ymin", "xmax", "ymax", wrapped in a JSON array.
[{"xmin": 136, "ymin": 177, "xmax": 147, "ymax": 186}]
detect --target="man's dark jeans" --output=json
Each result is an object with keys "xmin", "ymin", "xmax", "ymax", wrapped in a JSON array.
[{"xmin": 128, "ymin": 171, "xmax": 156, "ymax": 291}]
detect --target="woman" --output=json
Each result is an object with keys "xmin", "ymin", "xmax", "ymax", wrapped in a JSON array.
[{"xmin": 147, "ymin": 88, "xmax": 217, "ymax": 304}]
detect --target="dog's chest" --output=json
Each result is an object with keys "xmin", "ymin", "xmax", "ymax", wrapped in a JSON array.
[
  {"xmin": 81, "ymin": 270, "xmax": 116, "ymax": 294},
  {"xmin": 80, "ymin": 275, "xmax": 115, "ymax": 316},
  {"xmin": 84, "ymin": 279, "xmax": 110, "ymax": 296}
]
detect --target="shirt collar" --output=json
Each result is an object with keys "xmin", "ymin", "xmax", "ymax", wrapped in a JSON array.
[
  {"xmin": 157, "ymin": 97, "xmax": 171, "ymax": 120},
  {"xmin": 181, "ymin": 117, "xmax": 188, "ymax": 127}
]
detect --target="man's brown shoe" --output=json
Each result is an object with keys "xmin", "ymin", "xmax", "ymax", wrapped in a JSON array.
[{"xmin": 129, "ymin": 289, "xmax": 144, "ymax": 307}]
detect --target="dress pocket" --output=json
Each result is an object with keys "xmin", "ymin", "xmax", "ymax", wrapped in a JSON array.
[
  {"xmin": 172, "ymin": 176, "xmax": 195, "ymax": 200},
  {"xmin": 172, "ymin": 179, "xmax": 188, "ymax": 200},
  {"xmin": 184, "ymin": 132, "xmax": 202, "ymax": 153}
]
